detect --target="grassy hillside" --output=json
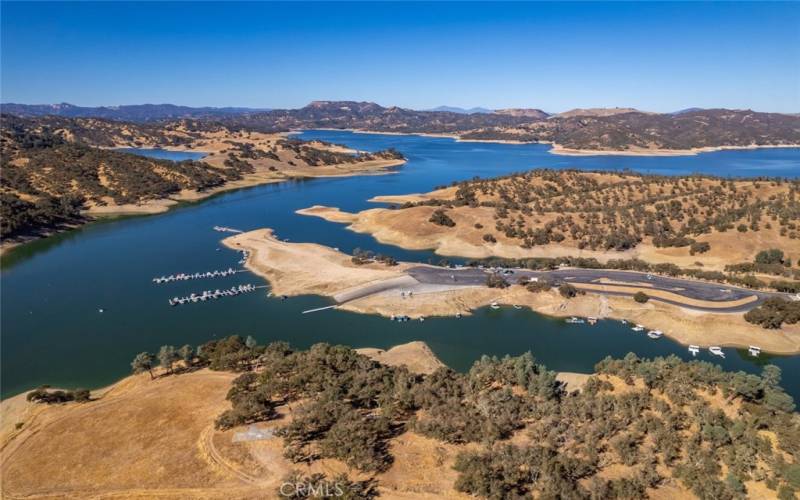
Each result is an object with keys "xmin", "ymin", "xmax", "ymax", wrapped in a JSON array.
[{"xmin": 6, "ymin": 337, "xmax": 799, "ymax": 499}]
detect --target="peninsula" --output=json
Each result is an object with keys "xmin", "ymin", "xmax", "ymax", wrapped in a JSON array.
[
  {"xmin": 296, "ymin": 170, "xmax": 800, "ymax": 272},
  {"xmin": 0, "ymin": 114, "xmax": 405, "ymax": 248},
  {"xmin": 223, "ymin": 229, "xmax": 800, "ymax": 354}
]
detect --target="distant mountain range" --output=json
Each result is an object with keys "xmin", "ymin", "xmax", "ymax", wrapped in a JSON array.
[
  {"xmin": 0, "ymin": 103, "xmax": 270, "ymax": 122},
  {"xmin": 3, "ymin": 100, "xmax": 799, "ymax": 152},
  {"xmin": 425, "ymin": 106, "xmax": 495, "ymax": 114},
  {"xmin": 555, "ymin": 107, "xmax": 650, "ymax": 118}
]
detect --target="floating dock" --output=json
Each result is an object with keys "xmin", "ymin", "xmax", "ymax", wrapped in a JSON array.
[
  {"xmin": 213, "ymin": 226, "xmax": 243, "ymax": 234},
  {"xmin": 152, "ymin": 267, "xmax": 244, "ymax": 284},
  {"xmin": 168, "ymin": 284, "xmax": 267, "ymax": 306}
]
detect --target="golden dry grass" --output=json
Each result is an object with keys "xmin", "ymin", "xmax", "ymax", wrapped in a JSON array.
[
  {"xmin": 356, "ymin": 341, "xmax": 446, "ymax": 375},
  {"xmin": 298, "ymin": 172, "xmax": 800, "ymax": 271}
]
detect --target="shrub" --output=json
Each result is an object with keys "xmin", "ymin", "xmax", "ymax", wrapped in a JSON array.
[
  {"xmin": 26, "ymin": 386, "xmax": 91, "ymax": 404},
  {"xmin": 525, "ymin": 279, "xmax": 552, "ymax": 293},
  {"xmin": 486, "ymin": 274, "xmax": 509, "ymax": 289},
  {"xmin": 559, "ymin": 283, "xmax": 578, "ymax": 298},
  {"xmin": 633, "ymin": 291, "xmax": 650, "ymax": 303},
  {"xmin": 744, "ymin": 298, "xmax": 800, "ymax": 329},
  {"xmin": 689, "ymin": 241, "xmax": 711, "ymax": 255}
]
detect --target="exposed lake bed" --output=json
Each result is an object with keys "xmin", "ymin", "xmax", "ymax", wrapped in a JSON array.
[{"xmin": 2, "ymin": 131, "xmax": 800, "ymax": 400}]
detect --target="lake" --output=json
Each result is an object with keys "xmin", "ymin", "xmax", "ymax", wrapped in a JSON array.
[{"xmin": 2, "ymin": 132, "xmax": 799, "ymax": 400}]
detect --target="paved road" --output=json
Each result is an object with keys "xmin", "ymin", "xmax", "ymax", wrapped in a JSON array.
[{"xmin": 405, "ymin": 265, "xmax": 780, "ymax": 313}]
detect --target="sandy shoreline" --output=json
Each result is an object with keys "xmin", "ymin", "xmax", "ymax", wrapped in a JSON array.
[
  {"xmin": 548, "ymin": 143, "xmax": 800, "ymax": 157},
  {"xmin": 225, "ymin": 228, "xmax": 800, "ymax": 355}
]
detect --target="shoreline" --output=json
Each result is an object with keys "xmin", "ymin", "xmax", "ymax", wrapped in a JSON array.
[
  {"xmin": 1, "ymin": 154, "xmax": 406, "ymax": 257},
  {"xmin": 293, "ymin": 127, "xmax": 800, "ymax": 156},
  {"xmin": 225, "ymin": 228, "xmax": 800, "ymax": 355},
  {"xmin": 548, "ymin": 143, "xmax": 800, "ymax": 157}
]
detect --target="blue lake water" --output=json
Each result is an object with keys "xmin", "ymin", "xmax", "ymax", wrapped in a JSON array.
[
  {"xmin": 2, "ymin": 131, "xmax": 799, "ymax": 399},
  {"xmin": 114, "ymin": 147, "xmax": 207, "ymax": 161}
]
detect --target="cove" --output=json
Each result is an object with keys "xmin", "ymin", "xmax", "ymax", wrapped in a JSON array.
[{"xmin": 2, "ymin": 131, "xmax": 799, "ymax": 400}]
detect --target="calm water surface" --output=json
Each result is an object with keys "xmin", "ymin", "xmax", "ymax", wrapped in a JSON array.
[{"xmin": 2, "ymin": 133, "xmax": 799, "ymax": 399}]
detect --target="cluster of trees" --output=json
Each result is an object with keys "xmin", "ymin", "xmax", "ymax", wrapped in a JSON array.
[
  {"xmin": 428, "ymin": 208, "xmax": 455, "ymax": 227},
  {"xmin": 462, "ymin": 255, "xmax": 793, "ymax": 292},
  {"xmin": 276, "ymin": 139, "xmax": 403, "ymax": 167},
  {"xmin": 26, "ymin": 386, "xmax": 90, "ymax": 404},
  {"xmin": 400, "ymin": 169, "xmax": 800, "ymax": 254},
  {"xmin": 349, "ymin": 247, "xmax": 397, "ymax": 266},
  {"xmin": 131, "ymin": 342, "xmax": 205, "ymax": 378},
  {"xmin": 744, "ymin": 298, "xmax": 800, "ymax": 329},
  {"xmin": 0, "ymin": 114, "xmax": 404, "ymax": 241},
  {"xmin": 0, "ymin": 120, "xmax": 247, "ymax": 239},
  {"xmin": 458, "ymin": 108, "xmax": 800, "ymax": 151},
  {"xmin": 223, "ymin": 140, "xmax": 280, "ymax": 161},
  {"xmin": 0, "ymin": 192, "xmax": 84, "ymax": 240},
  {"xmin": 726, "ymin": 249, "xmax": 798, "ymax": 279},
  {"xmin": 125, "ymin": 335, "xmax": 800, "ymax": 498}
]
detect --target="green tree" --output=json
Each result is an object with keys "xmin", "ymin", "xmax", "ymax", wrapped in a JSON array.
[
  {"xmin": 178, "ymin": 344, "xmax": 194, "ymax": 368},
  {"xmin": 131, "ymin": 352, "xmax": 155, "ymax": 379},
  {"xmin": 158, "ymin": 345, "xmax": 179, "ymax": 375},
  {"xmin": 633, "ymin": 291, "xmax": 650, "ymax": 303}
]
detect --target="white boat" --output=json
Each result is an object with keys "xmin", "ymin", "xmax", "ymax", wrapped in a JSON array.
[
  {"xmin": 688, "ymin": 345, "xmax": 700, "ymax": 356},
  {"xmin": 419, "ymin": 317, "xmax": 425, "ymax": 322},
  {"xmin": 513, "ymin": 304, "xmax": 522, "ymax": 309},
  {"xmin": 490, "ymin": 302, "xmax": 500, "ymax": 310},
  {"xmin": 566, "ymin": 317, "xmax": 585, "ymax": 324},
  {"xmin": 587, "ymin": 316, "xmax": 598, "ymax": 325},
  {"xmin": 748, "ymin": 346, "xmax": 761, "ymax": 357},
  {"xmin": 709, "ymin": 346, "xmax": 725, "ymax": 358},
  {"xmin": 631, "ymin": 324, "xmax": 645, "ymax": 332},
  {"xmin": 621, "ymin": 319, "xmax": 628, "ymax": 325},
  {"xmin": 647, "ymin": 330, "xmax": 663, "ymax": 339}
]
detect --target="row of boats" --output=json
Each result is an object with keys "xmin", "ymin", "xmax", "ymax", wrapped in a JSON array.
[
  {"xmin": 389, "ymin": 313, "xmax": 428, "ymax": 323},
  {"xmin": 238, "ymin": 250, "xmax": 250, "ymax": 265},
  {"xmin": 621, "ymin": 320, "xmax": 663, "ymax": 338},
  {"xmin": 490, "ymin": 302, "xmax": 523, "ymax": 310},
  {"xmin": 390, "ymin": 314, "xmax": 424, "ymax": 322},
  {"xmin": 568, "ymin": 317, "xmax": 764, "ymax": 359},
  {"xmin": 566, "ymin": 316, "xmax": 599, "ymax": 325},
  {"xmin": 152, "ymin": 267, "xmax": 242, "ymax": 284},
  {"xmin": 689, "ymin": 345, "xmax": 761, "ymax": 358},
  {"xmin": 168, "ymin": 284, "xmax": 264, "ymax": 306}
]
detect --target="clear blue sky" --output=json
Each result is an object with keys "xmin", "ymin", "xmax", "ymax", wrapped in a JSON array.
[{"xmin": 2, "ymin": 1, "xmax": 798, "ymax": 113}]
